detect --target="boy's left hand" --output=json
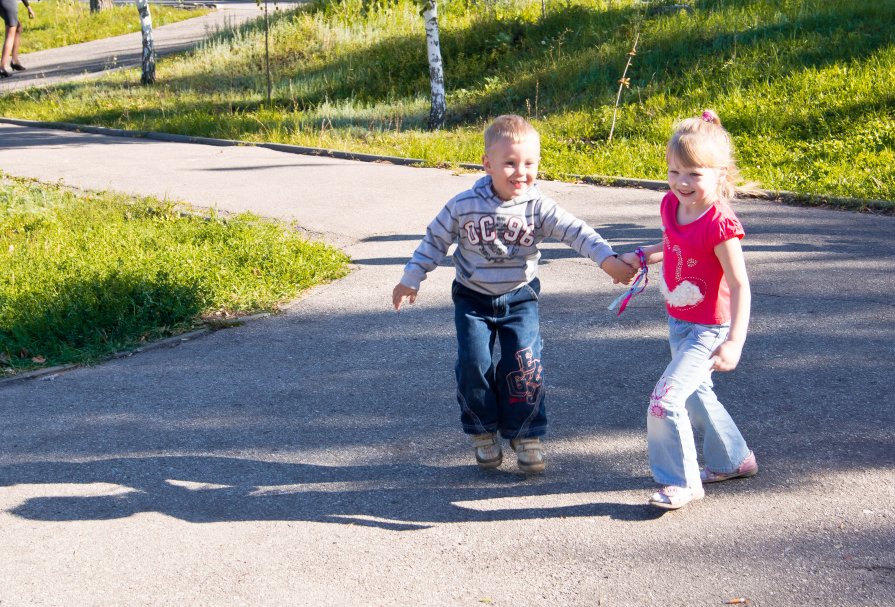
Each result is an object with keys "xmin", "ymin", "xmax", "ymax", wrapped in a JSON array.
[
  {"xmin": 600, "ymin": 256, "xmax": 637, "ymax": 285},
  {"xmin": 710, "ymin": 340, "xmax": 742, "ymax": 371},
  {"xmin": 392, "ymin": 283, "xmax": 418, "ymax": 310}
]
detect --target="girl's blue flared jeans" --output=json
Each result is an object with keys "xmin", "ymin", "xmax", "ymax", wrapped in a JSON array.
[
  {"xmin": 648, "ymin": 316, "xmax": 751, "ymax": 489},
  {"xmin": 452, "ymin": 279, "xmax": 546, "ymax": 440}
]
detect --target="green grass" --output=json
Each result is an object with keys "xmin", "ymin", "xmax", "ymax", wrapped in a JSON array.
[
  {"xmin": 21, "ymin": 0, "xmax": 209, "ymax": 52},
  {"xmin": 0, "ymin": 175, "xmax": 350, "ymax": 374},
  {"xmin": 0, "ymin": 0, "xmax": 893, "ymax": 203}
]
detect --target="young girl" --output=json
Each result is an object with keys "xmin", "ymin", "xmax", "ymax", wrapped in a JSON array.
[{"xmin": 622, "ymin": 110, "xmax": 757, "ymax": 510}]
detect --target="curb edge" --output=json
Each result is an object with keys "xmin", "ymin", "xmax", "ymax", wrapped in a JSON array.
[{"xmin": 1, "ymin": 116, "xmax": 891, "ymax": 212}]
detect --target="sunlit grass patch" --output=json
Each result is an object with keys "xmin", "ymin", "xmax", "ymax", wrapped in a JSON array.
[{"xmin": 0, "ymin": 175, "xmax": 350, "ymax": 373}]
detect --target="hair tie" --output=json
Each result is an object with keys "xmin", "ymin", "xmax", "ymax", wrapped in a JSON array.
[{"xmin": 701, "ymin": 111, "xmax": 716, "ymax": 123}]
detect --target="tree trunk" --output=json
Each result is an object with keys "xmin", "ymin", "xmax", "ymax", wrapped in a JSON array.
[
  {"xmin": 422, "ymin": 0, "xmax": 446, "ymax": 130},
  {"xmin": 136, "ymin": 0, "xmax": 156, "ymax": 85},
  {"xmin": 89, "ymin": 0, "xmax": 113, "ymax": 13}
]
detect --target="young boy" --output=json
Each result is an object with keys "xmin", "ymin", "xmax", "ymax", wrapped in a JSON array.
[{"xmin": 392, "ymin": 115, "xmax": 634, "ymax": 473}]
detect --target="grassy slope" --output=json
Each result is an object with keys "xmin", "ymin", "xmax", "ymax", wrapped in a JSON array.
[
  {"xmin": 0, "ymin": 0, "xmax": 892, "ymax": 202},
  {"xmin": 22, "ymin": 0, "xmax": 209, "ymax": 52}
]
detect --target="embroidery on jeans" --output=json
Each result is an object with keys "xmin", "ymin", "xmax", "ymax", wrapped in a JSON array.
[
  {"xmin": 507, "ymin": 347, "xmax": 543, "ymax": 406},
  {"xmin": 649, "ymin": 380, "xmax": 671, "ymax": 418}
]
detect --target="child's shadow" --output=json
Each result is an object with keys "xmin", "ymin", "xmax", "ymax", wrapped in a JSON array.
[{"xmin": 1, "ymin": 456, "xmax": 664, "ymax": 529}]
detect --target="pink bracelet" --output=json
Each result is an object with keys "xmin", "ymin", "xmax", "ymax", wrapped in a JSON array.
[
  {"xmin": 608, "ymin": 249, "xmax": 649, "ymax": 317},
  {"xmin": 635, "ymin": 247, "xmax": 647, "ymax": 267}
]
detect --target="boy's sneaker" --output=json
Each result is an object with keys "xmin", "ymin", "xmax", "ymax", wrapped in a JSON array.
[
  {"xmin": 510, "ymin": 437, "xmax": 546, "ymax": 474},
  {"xmin": 701, "ymin": 451, "xmax": 758, "ymax": 484},
  {"xmin": 472, "ymin": 432, "xmax": 502, "ymax": 469},
  {"xmin": 648, "ymin": 485, "xmax": 705, "ymax": 510}
]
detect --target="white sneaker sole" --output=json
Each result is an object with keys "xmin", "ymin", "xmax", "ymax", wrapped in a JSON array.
[{"xmin": 649, "ymin": 488, "xmax": 705, "ymax": 510}]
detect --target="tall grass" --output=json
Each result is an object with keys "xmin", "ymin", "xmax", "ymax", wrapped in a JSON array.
[
  {"xmin": 0, "ymin": 176, "xmax": 350, "ymax": 373},
  {"xmin": 21, "ymin": 0, "xmax": 209, "ymax": 52},
  {"xmin": 1, "ymin": 0, "xmax": 893, "ymax": 202}
]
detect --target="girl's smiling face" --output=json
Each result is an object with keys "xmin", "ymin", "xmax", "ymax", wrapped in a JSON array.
[
  {"xmin": 667, "ymin": 153, "xmax": 725, "ymax": 210},
  {"xmin": 482, "ymin": 136, "xmax": 540, "ymax": 201}
]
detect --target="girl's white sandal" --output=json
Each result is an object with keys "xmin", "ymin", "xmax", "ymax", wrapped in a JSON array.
[{"xmin": 649, "ymin": 485, "xmax": 705, "ymax": 510}]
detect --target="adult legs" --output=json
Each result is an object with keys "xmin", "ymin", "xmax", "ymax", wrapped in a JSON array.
[
  {"xmin": 1, "ymin": 24, "xmax": 16, "ymax": 72},
  {"xmin": 10, "ymin": 21, "xmax": 22, "ymax": 66}
]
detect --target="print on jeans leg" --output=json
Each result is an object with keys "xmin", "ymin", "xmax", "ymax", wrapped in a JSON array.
[
  {"xmin": 507, "ymin": 347, "xmax": 543, "ymax": 406},
  {"xmin": 649, "ymin": 380, "xmax": 671, "ymax": 418}
]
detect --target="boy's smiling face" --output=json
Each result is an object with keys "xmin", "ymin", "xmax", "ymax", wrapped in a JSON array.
[{"xmin": 482, "ymin": 135, "xmax": 540, "ymax": 201}]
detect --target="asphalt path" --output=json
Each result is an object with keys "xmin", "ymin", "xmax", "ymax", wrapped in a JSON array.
[
  {"xmin": 0, "ymin": 121, "xmax": 893, "ymax": 606},
  {"xmin": 0, "ymin": 11, "xmax": 894, "ymax": 602}
]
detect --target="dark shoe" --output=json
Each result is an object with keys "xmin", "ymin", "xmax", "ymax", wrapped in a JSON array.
[
  {"xmin": 0, "ymin": 69, "xmax": 9, "ymax": 78},
  {"xmin": 10, "ymin": 62, "xmax": 25, "ymax": 71}
]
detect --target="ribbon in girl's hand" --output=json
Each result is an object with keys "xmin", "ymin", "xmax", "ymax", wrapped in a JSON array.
[{"xmin": 608, "ymin": 247, "xmax": 648, "ymax": 316}]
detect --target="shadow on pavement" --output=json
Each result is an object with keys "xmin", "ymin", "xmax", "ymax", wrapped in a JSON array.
[
  {"xmin": 1, "ymin": 198, "xmax": 893, "ymax": 539},
  {"xmin": 0, "ymin": 125, "xmax": 152, "ymax": 149},
  {"xmin": 0, "ymin": 456, "xmax": 664, "ymax": 529}
]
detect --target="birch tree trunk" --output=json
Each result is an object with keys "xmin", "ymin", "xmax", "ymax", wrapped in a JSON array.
[
  {"xmin": 89, "ymin": 0, "xmax": 113, "ymax": 13},
  {"xmin": 136, "ymin": 0, "xmax": 156, "ymax": 85},
  {"xmin": 422, "ymin": 0, "xmax": 446, "ymax": 130}
]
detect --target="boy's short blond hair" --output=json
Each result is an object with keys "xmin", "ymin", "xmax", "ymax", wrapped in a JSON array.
[{"xmin": 484, "ymin": 114, "xmax": 540, "ymax": 150}]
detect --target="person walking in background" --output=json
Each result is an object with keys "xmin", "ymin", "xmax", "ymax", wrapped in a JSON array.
[
  {"xmin": 622, "ymin": 110, "xmax": 758, "ymax": 510},
  {"xmin": 1, "ymin": 0, "xmax": 34, "ymax": 77},
  {"xmin": 393, "ymin": 114, "xmax": 635, "ymax": 474}
]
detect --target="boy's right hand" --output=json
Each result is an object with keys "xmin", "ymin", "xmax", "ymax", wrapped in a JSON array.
[
  {"xmin": 392, "ymin": 283, "xmax": 418, "ymax": 310},
  {"xmin": 600, "ymin": 256, "xmax": 637, "ymax": 285}
]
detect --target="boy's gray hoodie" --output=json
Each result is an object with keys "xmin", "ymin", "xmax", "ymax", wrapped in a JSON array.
[{"xmin": 400, "ymin": 175, "xmax": 617, "ymax": 296}]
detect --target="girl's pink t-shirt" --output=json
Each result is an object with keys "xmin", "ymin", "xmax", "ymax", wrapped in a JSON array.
[{"xmin": 660, "ymin": 191, "xmax": 744, "ymax": 325}]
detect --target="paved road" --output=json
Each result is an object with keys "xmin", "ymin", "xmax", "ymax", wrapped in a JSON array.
[
  {"xmin": 1, "ymin": 121, "xmax": 893, "ymax": 606},
  {"xmin": 0, "ymin": 0, "xmax": 277, "ymax": 94},
  {"xmin": 0, "ymin": 12, "xmax": 894, "ymax": 603}
]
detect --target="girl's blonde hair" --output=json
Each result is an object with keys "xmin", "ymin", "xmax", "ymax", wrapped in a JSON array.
[
  {"xmin": 484, "ymin": 114, "xmax": 540, "ymax": 150},
  {"xmin": 666, "ymin": 110, "xmax": 754, "ymax": 201}
]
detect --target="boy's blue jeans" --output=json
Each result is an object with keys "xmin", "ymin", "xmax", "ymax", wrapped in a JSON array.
[
  {"xmin": 452, "ymin": 279, "xmax": 547, "ymax": 440},
  {"xmin": 648, "ymin": 316, "xmax": 751, "ymax": 489}
]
